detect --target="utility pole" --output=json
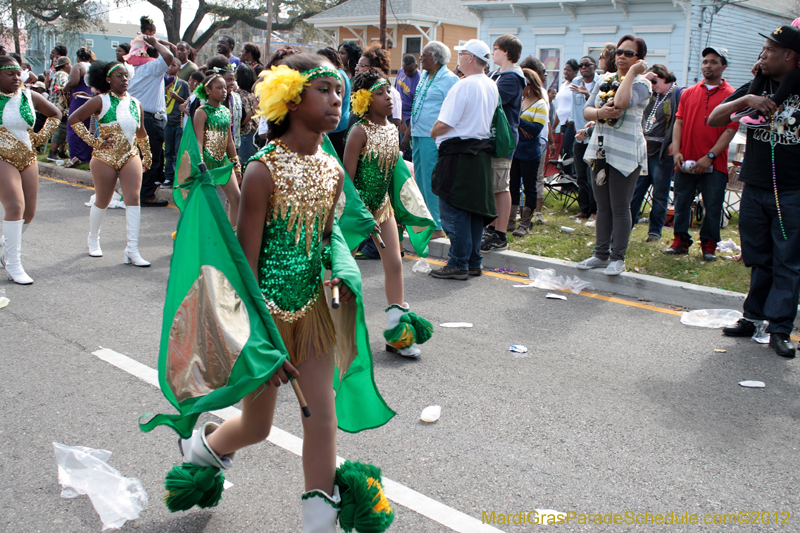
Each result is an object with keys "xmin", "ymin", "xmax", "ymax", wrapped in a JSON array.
[
  {"xmin": 379, "ymin": 0, "xmax": 387, "ymax": 48},
  {"xmin": 265, "ymin": 0, "xmax": 273, "ymax": 58}
]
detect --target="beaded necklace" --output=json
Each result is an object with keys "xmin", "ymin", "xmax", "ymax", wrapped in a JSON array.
[
  {"xmin": 410, "ymin": 68, "xmax": 439, "ymax": 120},
  {"xmin": 769, "ymin": 114, "xmax": 788, "ymax": 240},
  {"xmin": 644, "ymin": 83, "xmax": 673, "ymax": 132}
]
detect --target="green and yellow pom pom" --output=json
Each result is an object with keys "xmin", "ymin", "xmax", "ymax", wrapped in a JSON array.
[
  {"xmin": 336, "ymin": 461, "xmax": 394, "ymax": 533},
  {"xmin": 384, "ymin": 311, "xmax": 433, "ymax": 349},
  {"xmin": 163, "ymin": 463, "xmax": 225, "ymax": 512}
]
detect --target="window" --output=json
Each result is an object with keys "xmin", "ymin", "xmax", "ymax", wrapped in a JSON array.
[
  {"xmin": 111, "ymin": 40, "xmax": 119, "ymax": 48},
  {"xmin": 85, "ymin": 39, "xmax": 94, "ymax": 48},
  {"xmin": 536, "ymin": 46, "xmax": 562, "ymax": 90},
  {"xmin": 404, "ymin": 36, "xmax": 422, "ymax": 56}
]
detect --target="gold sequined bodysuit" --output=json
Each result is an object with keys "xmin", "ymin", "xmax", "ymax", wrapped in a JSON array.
[
  {"xmin": 255, "ymin": 140, "xmax": 340, "ymax": 323},
  {"xmin": 93, "ymin": 93, "xmax": 142, "ymax": 171},
  {"xmin": 0, "ymin": 88, "xmax": 37, "ymax": 171},
  {"xmin": 352, "ymin": 118, "xmax": 399, "ymax": 224},
  {"xmin": 201, "ymin": 104, "xmax": 231, "ymax": 169}
]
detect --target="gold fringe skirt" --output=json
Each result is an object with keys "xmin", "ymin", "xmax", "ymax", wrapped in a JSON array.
[
  {"xmin": 372, "ymin": 194, "xmax": 394, "ymax": 226},
  {"xmin": 272, "ymin": 288, "xmax": 337, "ymax": 366}
]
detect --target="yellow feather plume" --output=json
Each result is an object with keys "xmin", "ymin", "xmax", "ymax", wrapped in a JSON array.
[
  {"xmin": 351, "ymin": 88, "xmax": 374, "ymax": 117},
  {"xmin": 254, "ymin": 65, "xmax": 310, "ymax": 125}
]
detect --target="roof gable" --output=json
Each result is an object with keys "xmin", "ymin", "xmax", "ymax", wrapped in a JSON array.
[{"xmin": 308, "ymin": 0, "xmax": 478, "ymax": 27}]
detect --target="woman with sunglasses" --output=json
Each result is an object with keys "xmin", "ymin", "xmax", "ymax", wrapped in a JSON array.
[{"xmin": 577, "ymin": 35, "xmax": 651, "ymax": 276}]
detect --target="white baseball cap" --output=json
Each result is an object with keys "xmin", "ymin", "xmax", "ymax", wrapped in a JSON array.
[{"xmin": 454, "ymin": 39, "xmax": 491, "ymax": 61}]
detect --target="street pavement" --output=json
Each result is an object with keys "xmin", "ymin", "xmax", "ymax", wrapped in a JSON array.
[{"xmin": 1, "ymin": 177, "xmax": 799, "ymax": 532}]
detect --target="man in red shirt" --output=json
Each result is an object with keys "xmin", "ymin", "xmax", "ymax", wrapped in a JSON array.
[{"xmin": 663, "ymin": 47, "xmax": 738, "ymax": 260}]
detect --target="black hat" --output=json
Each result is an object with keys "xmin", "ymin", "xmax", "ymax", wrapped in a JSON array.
[
  {"xmin": 702, "ymin": 46, "xmax": 729, "ymax": 65},
  {"xmin": 759, "ymin": 25, "xmax": 800, "ymax": 55}
]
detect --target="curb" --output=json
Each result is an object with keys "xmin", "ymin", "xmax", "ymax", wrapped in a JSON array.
[
  {"xmin": 38, "ymin": 161, "xmax": 175, "ymax": 205},
  {"xmin": 405, "ymin": 237, "xmax": 800, "ymax": 328}
]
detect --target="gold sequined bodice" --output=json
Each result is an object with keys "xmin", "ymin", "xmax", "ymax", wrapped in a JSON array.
[
  {"xmin": 201, "ymin": 104, "xmax": 231, "ymax": 164},
  {"xmin": 352, "ymin": 118, "xmax": 399, "ymax": 214},
  {"xmin": 256, "ymin": 140, "xmax": 340, "ymax": 322}
]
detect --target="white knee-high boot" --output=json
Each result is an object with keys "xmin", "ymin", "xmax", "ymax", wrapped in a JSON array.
[
  {"xmin": 179, "ymin": 422, "xmax": 235, "ymax": 469},
  {"xmin": 302, "ymin": 486, "xmax": 341, "ymax": 533},
  {"xmin": 3, "ymin": 220, "xmax": 33, "ymax": 284},
  {"xmin": 1, "ymin": 222, "xmax": 28, "ymax": 267},
  {"xmin": 123, "ymin": 206, "xmax": 150, "ymax": 267},
  {"xmin": 88, "ymin": 205, "xmax": 107, "ymax": 257}
]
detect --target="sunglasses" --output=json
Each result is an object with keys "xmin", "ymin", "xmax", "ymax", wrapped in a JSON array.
[
  {"xmin": 615, "ymin": 49, "xmax": 637, "ymax": 58},
  {"xmin": 578, "ymin": 62, "xmax": 595, "ymax": 68}
]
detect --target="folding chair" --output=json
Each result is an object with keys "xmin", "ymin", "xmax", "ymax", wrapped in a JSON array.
[{"xmin": 543, "ymin": 156, "xmax": 579, "ymax": 210}]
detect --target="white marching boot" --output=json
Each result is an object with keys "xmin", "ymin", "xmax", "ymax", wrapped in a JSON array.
[
  {"xmin": 179, "ymin": 421, "xmax": 235, "ymax": 470},
  {"xmin": 302, "ymin": 486, "xmax": 341, "ymax": 533},
  {"xmin": 123, "ymin": 206, "xmax": 150, "ymax": 267},
  {"xmin": 385, "ymin": 302, "xmax": 422, "ymax": 358},
  {"xmin": 88, "ymin": 205, "xmax": 107, "ymax": 257},
  {"xmin": 1, "ymin": 221, "xmax": 27, "ymax": 268},
  {"xmin": 2, "ymin": 220, "xmax": 33, "ymax": 285}
]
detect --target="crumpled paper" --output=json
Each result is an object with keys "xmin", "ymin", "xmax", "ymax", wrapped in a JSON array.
[
  {"xmin": 85, "ymin": 191, "xmax": 126, "ymax": 209},
  {"xmin": 514, "ymin": 267, "xmax": 594, "ymax": 295},
  {"xmin": 53, "ymin": 442, "xmax": 148, "ymax": 530}
]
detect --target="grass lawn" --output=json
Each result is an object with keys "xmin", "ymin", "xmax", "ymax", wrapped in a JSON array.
[
  {"xmin": 36, "ymin": 152, "xmax": 90, "ymax": 172},
  {"xmin": 507, "ymin": 192, "xmax": 751, "ymax": 294}
]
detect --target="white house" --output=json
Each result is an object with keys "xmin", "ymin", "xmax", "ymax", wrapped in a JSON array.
[{"xmin": 461, "ymin": 0, "xmax": 795, "ymax": 89}]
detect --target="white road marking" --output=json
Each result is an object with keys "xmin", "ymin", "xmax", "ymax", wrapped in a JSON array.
[{"xmin": 93, "ymin": 348, "xmax": 507, "ymax": 533}]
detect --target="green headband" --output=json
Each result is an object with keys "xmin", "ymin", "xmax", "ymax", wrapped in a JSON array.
[
  {"xmin": 302, "ymin": 65, "xmax": 342, "ymax": 83},
  {"xmin": 368, "ymin": 79, "xmax": 390, "ymax": 93},
  {"xmin": 0, "ymin": 64, "xmax": 21, "ymax": 71},
  {"xmin": 107, "ymin": 64, "xmax": 123, "ymax": 76},
  {"xmin": 212, "ymin": 66, "xmax": 233, "ymax": 74}
]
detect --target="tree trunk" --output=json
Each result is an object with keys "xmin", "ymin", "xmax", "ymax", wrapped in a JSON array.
[{"xmin": 11, "ymin": 0, "xmax": 21, "ymax": 55}]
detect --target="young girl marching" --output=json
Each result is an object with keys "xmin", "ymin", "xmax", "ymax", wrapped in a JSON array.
[
  {"xmin": 68, "ymin": 60, "xmax": 153, "ymax": 266},
  {"xmin": 192, "ymin": 73, "xmax": 242, "ymax": 225},
  {"xmin": 0, "ymin": 56, "xmax": 62, "ymax": 284},
  {"xmin": 174, "ymin": 54, "xmax": 393, "ymax": 532},
  {"xmin": 343, "ymin": 68, "xmax": 429, "ymax": 358}
]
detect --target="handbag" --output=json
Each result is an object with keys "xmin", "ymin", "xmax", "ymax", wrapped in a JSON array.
[{"xmin": 489, "ymin": 96, "xmax": 514, "ymax": 158}]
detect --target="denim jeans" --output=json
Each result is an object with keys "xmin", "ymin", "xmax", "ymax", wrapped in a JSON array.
[
  {"xmin": 740, "ymin": 185, "xmax": 800, "ymax": 335},
  {"xmin": 630, "ymin": 154, "xmax": 674, "ymax": 236},
  {"xmin": 163, "ymin": 123, "xmax": 183, "ymax": 184},
  {"xmin": 439, "ymin": 198, "xmax": 484, "ymax": 271},
  {"xmin": 672, "ymin": 168, "xmax": 726, "ymax": 245},
  {"xmin": 238, "ymin": 132, "xmax": 258, "ymax": 169}
]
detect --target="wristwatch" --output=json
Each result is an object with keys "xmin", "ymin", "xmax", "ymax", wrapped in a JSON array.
[{"xmin": 707, "ymin": 151, "xmax": 716, "ymax": 160}]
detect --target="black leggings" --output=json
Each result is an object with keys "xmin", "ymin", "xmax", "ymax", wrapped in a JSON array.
[
  {"xmin": 510, "ymin": 157, "xmax": 541, "ymax": 209},
  {"xmin": 747, "ymin": 67, "xmax": 800, "ymax": 107}
]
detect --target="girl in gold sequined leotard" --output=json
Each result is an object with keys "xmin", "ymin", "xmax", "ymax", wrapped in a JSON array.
[
  {"xmin": 343, "ymin": 68, "xmax": 427, "ymax": 358},
  {"xmin": 179, "ymin": 55, "xmax": 362, "ymax": 531},
  {"xmin": 0, "ymin": 56, "xmax": 63, "ymax": 285},
  {"xmin": 69, "ymin": 60, "xmax": 153, "ymax": 267},
  {"xmin": 192, "ymin": 74, "xmax": 242, "ymax": 227}
]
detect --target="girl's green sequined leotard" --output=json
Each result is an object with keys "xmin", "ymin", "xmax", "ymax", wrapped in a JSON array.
[
  {"xmin": 352, "ymin": 118, "xmax": 399, "ymax": 224},
  {"xmin": 201, "ymin": 104, "xmax": 231, "ymax": 169},
  {"xmin": 252, "ymin": 139, "xmax": 340, "ymax": 322}
]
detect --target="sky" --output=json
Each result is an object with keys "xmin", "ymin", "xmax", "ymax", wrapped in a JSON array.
[{"xmin": 105, "ymin": 0, "xmax": 205, "ymax": 34}]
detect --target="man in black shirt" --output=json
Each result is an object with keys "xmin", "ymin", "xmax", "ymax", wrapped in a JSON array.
[{"xmin": 709, "ymin": 25, "xmax": 800, "ymax": 358}]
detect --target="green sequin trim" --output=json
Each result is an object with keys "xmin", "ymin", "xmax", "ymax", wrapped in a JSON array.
[
  {"xmin": 302, "ymin": 66, "xmax": 341, "ymax": 83},
  {"xmin": 203, "ymin": 104, "xmax": 231, "ymax": 132},
  {"xmin": 19, "ymin": 92, "xmax": 34, "ymax": 128},
  {"xmin": 99, "ymin": 93, "xmax": 120, "ymax": 124},
  {"xmin": 369, "ymin": 80, "xmax": 390, "ymax": 93},
  {"xmin": 0, "ymin": 65, "xmax": 21, "ymax": 71},
  {"xmin": 0, "ymin": 93, "xmax": 10, "ymax": 124}
]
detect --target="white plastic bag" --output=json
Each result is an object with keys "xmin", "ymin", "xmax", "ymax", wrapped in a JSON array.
[
  {"xmin": 53, "ymin": 442, "xmax": 148, "ymax": 530},
  {"xmin": 516, "ymin": 267, "xmax": 594, "ymax": 295},
  {"xmin": 85, "ymin": 190, "xmax": 126, "ymax": 209},
  {"xmin": 717, "ymin": 239, "xmax": 741, "ymax": 253},
  {"xmin": 680, "ymin": 309, "xmax": 742, "ymax": 329},
  {"xmin": 411, "ymin": 257, "xmax": 432, "ymax": 274}
]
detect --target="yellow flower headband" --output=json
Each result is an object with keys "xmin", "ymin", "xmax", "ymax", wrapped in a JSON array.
[
  {"xmin": 350, "ymin": 79, "xmax": 390, "ymax": 116},
  {"xmin": 254, "ymin": 64, "xmax": 341, "ymax": 124}
]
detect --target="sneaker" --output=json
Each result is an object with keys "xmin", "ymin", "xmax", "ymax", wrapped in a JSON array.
[
  {"xmin": 577, "ymin": 256, "xmax": 610, "ymax": 270},
  {"xmin": 662, "ymin": 236, "xmax": 690, "ymax": 255},
  {"xmin": 160, "ymin": 180, "xmax": 173, "ymax": 189},
  {"xmin": 731, "ymin": 107, "xmax": 758, "ymax": 121},
  {"xmin": 604, "ymin": 260, "xmax": 625, "ymax": 276},
  {"xmin": 430, "ymin": 265, "xmax": 468, "ymax": 280},
  {"xmin": 722, "ymin": 318, "xmax": 756, "ymax": 337},
  {"xmin": 468, "ymin": 267, "xmax": 482, "ymax": 277},
  {"xmin": 481, "ymin": 227, "xmax": 495, "ymax": 247},
  {"xmin": 701, "ymin": 240, "xmax": 717, "ymax": 261},
  {"xmin": 645, "ymin": 234, "xmax": 660, "ymax": 243},
  {"xmin": 47, "ymin": 152, "xmax": 60, "ymax": 161},
  {"xmin": 769, "ymin": 333, "xmax": 796, "ymax": 359},
  {"xmin": 481, "ymin": 232, "xmax": 508, "ymax": 252},
  {"xmin": 532, "ymin": 212, "xmax": 545, "ymax": 225},
  {"xmin": 57, "ymin": 150, "xmax": 68, "ymax": 159},
  {"xmin": 740, "ymin": 114, "xmax": 768, "ymax": 127}
]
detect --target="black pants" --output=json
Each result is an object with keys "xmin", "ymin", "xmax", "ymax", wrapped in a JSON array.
[
  {"xmin": 141, "ymin": 112, "xmax": 166, "ymax": 201},
  {"xmin": 510, "ymin": 157, "xmax": 540, "ymax": 210},
  {"xmin": 573, "ymin": 142, "xmax": 595, "ymax": 215}
]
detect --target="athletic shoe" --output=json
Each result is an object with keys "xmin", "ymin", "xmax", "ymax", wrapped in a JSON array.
[
  {"xmin": 577, "ymin": 256, "xmax": 610, "ymax": 270},
  {"xmin": 481, "ymin": 232, "xmax": 508, "ymax": 252},
  {"xmin": 468, "ymin": 267, "xmax": 482, "ymax": 277},
  {"xmin": 770, "ymin": 333, "xmax": 796, "ymax": 359},
  {"xmin": 604, "ymin": 260, "xmax": 625, "ymax": 276},
  {"xmin": 645, "ymin": 234, "xmax": 660, "ymax": 242},
  {"xmin": 701, "ymin": 240, "xmax": 718, "ymax": 261},
  {"xmin": 160, "ymin": 180, "xmax": 173, "ymax": 189},
  {"xmin": 429, "ymin": 266, "xmax": 468, "ymax": 280},
  {"xmin": 663, "ymin": 236, "xmax": 690, "ymax": 255},
  {"xmin": 47, "ymin": 152, "xmax": 61, "ymax": 162},
  {"xmin": 481, "ymin": 227, "xmax": 494, "ymax": 247}
]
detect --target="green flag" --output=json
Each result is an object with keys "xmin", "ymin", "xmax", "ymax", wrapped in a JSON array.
[
  {"xmin": 139, "ymin": 165, "xmax": 288, "ymax": 439},
  {"xmin": 389, "ymin": 158, "xmax": 435, "ymax": 258},
  {"xmin": 173, "ymin": 119, "xmax": 234, "ymax": 212},
  {"xmin": 320, "ymin": 136, "xmax": 375, "ymax": 252}
]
